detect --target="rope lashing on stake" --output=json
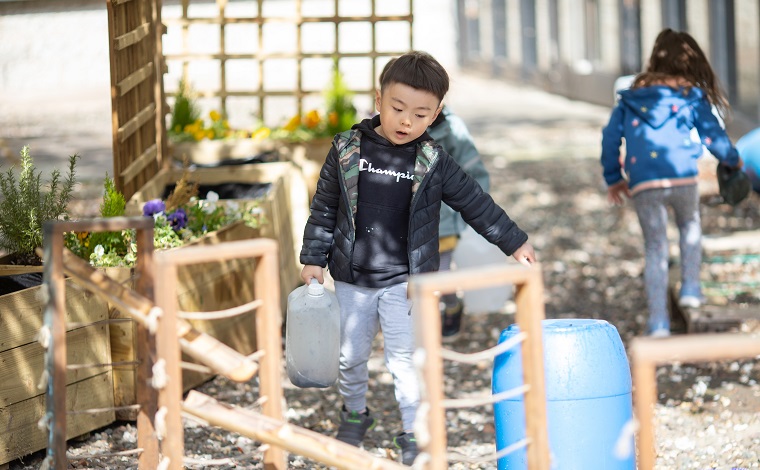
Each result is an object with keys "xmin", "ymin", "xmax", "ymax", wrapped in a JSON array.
[
  {"xmin": 37, "ymin": 369, "xmax": 49, "ymax": 391},
  {"xmin": 441, "ymin": 384, "xmax": 530, "ymax": 409},
  {"xmin": 181, "ymin": 360, "xmax": 214, "ymax": 375},
  {"xmin": 36, "ymin": 324, "xmax": 51, "ymax": 349},
  {"xmin": 151, "ymin": 358, "xmax": 168, "ymax": 390},
  {"xmin": 155, "ymin": 406, "xmax": 169, "ymax": 440},
  {"xmin": 37, "ymin": 412, "xmax": 51, "ymax": 432},
  {"xmin": 157, "ymin": 456, "xmax": 171, "ymax": 470},
  {"xmin": 179, "ymin": 299, "xmax": 263, "ymax": 320},
  {"xmin": 67, "ymin": 360, "xmax": 139, "ymax": 370},
  {"xmin": 67, "ymin": 404, "xmax": 141, "ymax": 415},
  {"xmin": 440, "ymin": 332, "xmax": 526, "ymax": 364},
  {"xmin": 145, "ymin": 306, "xmax": 163, "ymax": 334}
]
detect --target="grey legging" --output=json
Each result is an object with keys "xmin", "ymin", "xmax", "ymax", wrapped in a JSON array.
[
  {"xmin": 632, "ymin": 185, "xmax": 702, "ymax": 333},
  {"xmin": 333, "ymin": 280, "xmax": 419, "ymax": 432}
]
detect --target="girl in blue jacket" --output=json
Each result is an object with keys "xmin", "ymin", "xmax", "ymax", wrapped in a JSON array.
[{"xmin": 601, "ymin": 29, "xmax": 743, "ymax": 337}]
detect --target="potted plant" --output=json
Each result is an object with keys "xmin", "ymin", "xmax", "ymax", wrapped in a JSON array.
[
  {"xmin": 64, "ymin": 170, "xmax": 266, "ymax": 268},
  {"xmin": 168, "ymin": 79, "xmax": 274, "ymax": 166},
  {"xmin": 63, "ymin": 169, "xmax": 270, "ymax": 413},
  {"xmin": 272, "ymin": 63, "xmax": 357, "ymax": 198},
  {"xmin": 0, "ymin": 145, "xmax": 78, "ymax": 276},
  {"xmin": 0, "ymin": 146, "xmax": 115, "ymax": 466}
]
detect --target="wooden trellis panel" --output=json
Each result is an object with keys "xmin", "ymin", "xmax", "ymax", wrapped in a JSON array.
[
  {"xmin": 107, "ymin": 0, "xmax": 168, "ymax": 201},
  {"xmin": 163, "ymin": 0, "xmax": 414, "ymax": 126}
]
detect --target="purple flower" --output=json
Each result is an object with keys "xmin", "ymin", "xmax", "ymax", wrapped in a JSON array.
[
  {"xmin": 167, "ymin": 208, "xmax": 187, "ymax": 230},
  {"xmin": 143, "ymin": 199, "xmax": 166, "ymax": 217}
]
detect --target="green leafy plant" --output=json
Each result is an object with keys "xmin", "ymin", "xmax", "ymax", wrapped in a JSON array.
[
  {"xmin": 168, "ymin": 78, "xmax": 202, "ymax": 141},
  {"xmin": 65, "ymin": 171, "xmax": 266, "ymax": 268},
  {"xmin": 65, "ymin": 174, "xmax": 129, "ymax": 262},
  {"xmin": 272, "ymin": 62, "xmax": 357, "ymax": 142},
  {"xmin": 168, "ymin": 79, "xmax": 271, "ymax": 143},
  {"xmin": 0, "ymin": 145, "xmax": 78, "ymax": 265}
]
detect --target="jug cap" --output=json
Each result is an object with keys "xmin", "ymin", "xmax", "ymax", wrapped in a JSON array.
[{"xmin": 308, "ymin": 278, "xmax": 325, "ymax": 296}]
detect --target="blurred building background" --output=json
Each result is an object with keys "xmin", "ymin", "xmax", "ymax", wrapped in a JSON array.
[
  {"xmin": 1, "ymin": 0, "xmax": 758, "ymax": 137},
  {"xmin": 456, "ymin": 0, "xmax": 760, "ymax": 135}
]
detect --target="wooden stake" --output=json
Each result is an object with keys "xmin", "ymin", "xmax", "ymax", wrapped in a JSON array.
[
  {"xmin": 61, "ymin": 248, "xmax": 259, "ymax": 382},
  {"xmin": 183, "ymin": 391, "xmax": 407, "ymax": 470},
  {"xmin": 408, "ymin": 263, "xmax": 550, "ymax": 470},
  {"xmin": 134, "ymin": 222, "xmax": 160, "ymax": 470},
  {"xmin": 630, "ymin": 333, "xmax": 760, "ymax": 470},
  {"xmin": 42, "ymin": 224, "xmax": 67, "ymax": 470}
]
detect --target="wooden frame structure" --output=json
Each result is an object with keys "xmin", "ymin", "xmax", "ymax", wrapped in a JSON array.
[
  {"xmin": 151, "ymin": 237, "xmax": 284, "ymax": 469},
  {"xmin": 41, "ymin": 221, "xmax": 284, "ymax": 469},
  {"xmin": 630, "ymin": 333, "xmax": 760, "ymax": 470},
  {"xmin": 164, "ymin": 0, "xmax": 414, "ymax": 125},
  {"xmin": 407, "ymin": 263, "xmax": 551, "ymax": 470},
  {"xmin": 41, "ymin": 226, "xmax": 413, "ymax": 469},
  {"xmin": 106, "ymin": 0, "xmax": 168, "ymax": 201},
  {"xmin": 42, "ymin": 217, "xmax": 157, "ymax": 470}
]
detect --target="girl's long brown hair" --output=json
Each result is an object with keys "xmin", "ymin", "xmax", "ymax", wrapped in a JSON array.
[{"xmin": 633, "ymin": 28, "xmax": 730, "ymax": 119}]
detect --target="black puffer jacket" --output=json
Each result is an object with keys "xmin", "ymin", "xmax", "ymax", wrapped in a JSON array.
[{"xmin": 300, "ymin": 128, "xmax": 528, "ymax": 283}]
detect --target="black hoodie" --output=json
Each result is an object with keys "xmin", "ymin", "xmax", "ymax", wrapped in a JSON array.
[{"xmin": 351, "ymin": 115, "xmax": 432, "ymax": 287}]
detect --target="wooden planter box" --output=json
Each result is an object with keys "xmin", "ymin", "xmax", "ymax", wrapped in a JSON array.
[
  {"xmin": 126, "ymin": 160, "xmax": 308, "ymax": 305},
  {"xmin": 171, "ymin": 138, "xmax": 277, "ymax": 166},
  {"xmin": 276, "ymin": 137, "xmax": 333, "ymax": 201},
  {"xmin": 105, "ymin": 221, "xmax": 263, "ymax": 418},
  {"xmin": 0, "ymin": 279, "xmax": 113, "ymax": 465},
  {"xmin": 115, "ymin": 161, "xmax": 309, "ymax": 416}
]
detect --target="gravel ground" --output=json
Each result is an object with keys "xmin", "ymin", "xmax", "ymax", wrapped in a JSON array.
[{"xmin": 7, "ymin": 77, "xmax": 760, "ymax": 469}]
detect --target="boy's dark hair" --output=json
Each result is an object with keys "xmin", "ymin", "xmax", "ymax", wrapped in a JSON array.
[{"xmin": 379, "ymin": 51, "xmax": 449, "ymax": 103}]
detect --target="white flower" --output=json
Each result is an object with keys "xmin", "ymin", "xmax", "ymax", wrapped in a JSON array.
[
  {"xmin": 202, "ymin": 191, "xmax": 219, "ymax": 214},
  {"xmin": 94, "ymin": 245, "xmax": 105, "ymax": 258},
  {"xmin": 226, "ymin": 201, "xmax": 239, "ymax": 212}
]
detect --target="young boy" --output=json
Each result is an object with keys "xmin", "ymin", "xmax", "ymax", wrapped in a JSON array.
[
  {"xmin": 299, "ymin": 51, "xmax": 535, "ymax": 465},
  {"xmin": 381, "ymin": 58, "xmax": 491, "ymax": 342}
]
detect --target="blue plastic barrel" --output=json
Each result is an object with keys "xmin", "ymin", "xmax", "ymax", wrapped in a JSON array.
[{"xmin": 492, "ymin": 319, "xmax": 635, "ymax": 469}]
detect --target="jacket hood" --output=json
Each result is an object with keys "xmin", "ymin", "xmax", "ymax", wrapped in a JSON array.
[
  {"xmin": 618, "ymin": 86, "xmax": 704, "ymax": 129},
  {"xmin": 352, "ymin": 115, "xmax": 432, "ymax": 147}
]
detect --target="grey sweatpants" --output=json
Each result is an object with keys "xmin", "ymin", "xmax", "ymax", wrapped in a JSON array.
[
  {"xmin": 632, "ymin": 185, "xmax": 702, "ymax": 333},
  {"xmin": 333, "ymin": 281, "xmax": 419, "ymax": 431}
]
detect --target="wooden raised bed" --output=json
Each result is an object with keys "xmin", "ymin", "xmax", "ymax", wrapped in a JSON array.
[
  {"xmin": 109, "ymin": 160, "xmax": 308, "ymax": 417},
  {"xmin": 125, "ymin": 160, "xmax": 308, "ymax": 306},
  {"xmin": 0, "ymin": 280, "xmax": 114, "ymax": 465},
  {"xmin": 103, "ymin": 221, "xmax": 262, "ymax": 419}
]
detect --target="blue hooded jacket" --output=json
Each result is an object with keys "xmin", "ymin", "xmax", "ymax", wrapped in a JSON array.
[{"xmin": 601, "ymin": 85, "xmax": 740, "ymax": 194}]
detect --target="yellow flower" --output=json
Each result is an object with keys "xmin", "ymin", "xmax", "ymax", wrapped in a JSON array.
[
  {"xmin": 304, "ymin": 110, "xmax": 321, "ymax": 129},
  {"xmin": 193, "ymin": 130, "xmax": 206, "ymax": 141},
  {"xmin": 328, "ymin": 111, "xmax": 338, "ymax": 127},
  {"xmin": 209, "ymin": 110, "xmax": 221, "ymax": 122},
  {"xmin": 283, "ymin": 114, "xmax": 301, "ymax": 132},
  {"xmin": 252, "ymin": 127, "xmax": 271, "ymax": 140},
  {"xmin": 206, "ymin": 129, "xmax": 215, "ymax": 139}
]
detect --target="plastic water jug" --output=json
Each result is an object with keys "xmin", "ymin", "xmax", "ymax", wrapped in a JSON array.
[{"xmin": 285, "ymin": 279, "xmax": 341, "ymax": 388}]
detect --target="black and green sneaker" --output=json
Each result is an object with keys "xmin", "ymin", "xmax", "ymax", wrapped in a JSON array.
[
  {"xmin": 336, "ymin": 406, "xmax": 376, "ymax": 446},
  {"xmin": 441, "ymin": 299, "xmax": 464, "ymax": 342},
  {"xmin": 393, "ymin": 431, "xmax": 419, "ymax": 466}
]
